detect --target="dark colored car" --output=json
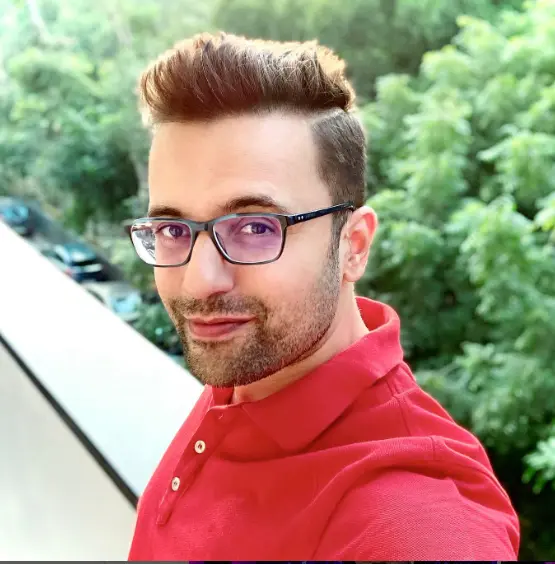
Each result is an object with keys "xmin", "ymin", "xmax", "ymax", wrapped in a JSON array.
[
  {"xmin": 42, "ymin": 242, "xmax": 106, "ymax": 282},
  {"xmin": 0, "ymin": 197, "xmax": 34, "ymax": 237}
]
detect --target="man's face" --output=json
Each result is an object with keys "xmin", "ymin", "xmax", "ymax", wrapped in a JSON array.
[{"xmin": 148, "ymin": 113, "xmax": 346, "ymax": 387}]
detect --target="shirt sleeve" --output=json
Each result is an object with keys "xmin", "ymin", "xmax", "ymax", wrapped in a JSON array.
[{"xmin": 313, "ymin": 469, "xmax": 520, "ymax": 560}]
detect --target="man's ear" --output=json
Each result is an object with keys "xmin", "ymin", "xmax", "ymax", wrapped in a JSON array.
[{"xmin": 343, "ymin": 206, "xmax": 378, "ymax": 283}]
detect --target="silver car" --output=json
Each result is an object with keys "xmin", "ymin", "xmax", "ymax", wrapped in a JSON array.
[{"xmin": 82, "ymin": 281, "xmax": 143, "ymax": 325}]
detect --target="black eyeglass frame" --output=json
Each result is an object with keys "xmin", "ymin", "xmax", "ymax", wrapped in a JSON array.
[{"xmin": 129, "ymin": 201, "xmax": 356, "ymax": 267}]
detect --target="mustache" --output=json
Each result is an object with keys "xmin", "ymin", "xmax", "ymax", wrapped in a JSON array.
[{"xmin": 167, "ymin": 295, "xmax": 268, "ymax": 320}]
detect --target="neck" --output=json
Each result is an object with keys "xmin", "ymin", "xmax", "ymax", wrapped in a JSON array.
[{"xmin": 231, "ymin": 293, "xmax": 368, "ymax": 404}]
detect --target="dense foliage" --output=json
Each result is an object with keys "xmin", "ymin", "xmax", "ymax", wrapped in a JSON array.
[
  {"xmin": 214, "ymin": 0, "xmax": 523, "ymax": 99},
  {"xmin": 1, "ymin": 0, "xmax": 553, "ymax": 557},
  {"xmin": 358, "ymin": 3, "xmax": 555, "ymax": 556}
]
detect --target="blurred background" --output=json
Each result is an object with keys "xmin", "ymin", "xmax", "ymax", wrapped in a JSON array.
[{"xmin": 1, "ymin": 0, "xmax": 555, "ymax": 559}]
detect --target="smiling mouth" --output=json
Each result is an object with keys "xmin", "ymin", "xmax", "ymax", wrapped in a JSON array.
[{"xmin": 186, "ymin": 317, "xmax": 254, "ymax": 341}]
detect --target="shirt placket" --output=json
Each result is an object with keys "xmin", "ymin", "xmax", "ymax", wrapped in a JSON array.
[{"xmin": 156, "ymin": 405, "xmax": 236, "ymax": 525}]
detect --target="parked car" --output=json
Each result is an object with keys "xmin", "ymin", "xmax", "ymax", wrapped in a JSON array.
[
  {"xmin": 40, "ymin": 242, "xmax": 106, "ymax": 282},
  {"xmin": 39, "ymin": 247, "xmax": 74, "ymax": 277},
  {"xmin": 0, "ymin": 197, "xmax": 34, "ymax": 237},
  {"xmin": 82, "ymin": 281, "xmax": 143, "ymax": 324}
]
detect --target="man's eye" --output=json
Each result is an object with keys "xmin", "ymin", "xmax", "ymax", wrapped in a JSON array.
[
  {"xmin": 158, "ymin": 224, "xmax": 188, "ymax": 238},
  {"xmin": 240, "ymin": 222, "xmax": 275, "ymax": 235}
]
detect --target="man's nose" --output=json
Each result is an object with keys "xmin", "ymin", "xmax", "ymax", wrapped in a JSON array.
[{"xmin": 181, "ymin": 232, "xmax": 235, "ymax": 300}]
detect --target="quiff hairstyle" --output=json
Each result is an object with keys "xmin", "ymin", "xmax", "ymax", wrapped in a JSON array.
[{"xmin": 138, "ymin": 32, "xmax": 367, "ymax": 232}]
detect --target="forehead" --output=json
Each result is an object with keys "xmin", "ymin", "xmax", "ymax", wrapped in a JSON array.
[{"xmin": 148, "ymin": 113, "xmax": 330, "ymax": 217}]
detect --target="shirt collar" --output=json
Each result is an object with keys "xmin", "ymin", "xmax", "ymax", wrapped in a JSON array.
[{"xmin": 211, "ymin": 297, "xmax": 404, "ymax": 452}]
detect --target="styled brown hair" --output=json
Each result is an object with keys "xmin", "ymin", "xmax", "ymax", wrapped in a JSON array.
[{"xmin": 138, "ymin": 32, "xmax": 367, "ymax": 228}]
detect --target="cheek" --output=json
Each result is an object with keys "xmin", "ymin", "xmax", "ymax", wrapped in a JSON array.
[
  {"xmin": 154, "ymin": 268, "xmax": 182, "ymax": 298},
  {"xmin": 237, "ymin": 238, "xmax": 326, "ymax": 300}
]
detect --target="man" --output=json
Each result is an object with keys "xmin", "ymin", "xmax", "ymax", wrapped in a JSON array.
[{"xmin": 127, "ymin": 32, "xmax": 519, "ymax": 560}]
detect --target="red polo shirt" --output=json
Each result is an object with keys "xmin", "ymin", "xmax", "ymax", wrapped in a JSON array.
[{"xmin": 128, "ymin": 297, "xmax": 520, "ymax": 560}]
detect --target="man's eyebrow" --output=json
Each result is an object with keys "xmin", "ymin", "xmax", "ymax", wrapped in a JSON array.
[
  {"xmin": 147, "ymin": 205, "xmax": 184, "ymax": 218},
  {"xmin": 217, "ymin": 194, "xmax": 292, "ymax": 215},
  {"xmin": 147, "ymin": 195, "xmax": 292, "ymax": 219}
]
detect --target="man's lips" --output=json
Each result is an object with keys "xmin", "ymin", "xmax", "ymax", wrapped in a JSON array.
[{"xmin": 186, "ymin": 317, "xmax": 254, "ymax": 340}]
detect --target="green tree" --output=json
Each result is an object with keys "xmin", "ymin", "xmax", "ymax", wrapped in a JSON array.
[
  {"xmin": 0, "ymin": 0, "xmax": 211, "ymax": 359},
  {"xmin": 214, "ymin": 0, "xmax": 523, "ymax": 100},
  {"xmin": 358, "ymin": 1, "xmax": 555, "ymax": 557},
  {"xmin": 0, "ymin": 0, "xmax": 215, "ymax": 230}
]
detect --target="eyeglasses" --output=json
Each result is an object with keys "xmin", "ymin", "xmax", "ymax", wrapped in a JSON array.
[{"xmin": 129, "ymin": 202, "xmax": 355, "ymax": 267}]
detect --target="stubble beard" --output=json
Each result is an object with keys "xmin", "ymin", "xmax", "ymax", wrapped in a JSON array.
[{"xmin": 167, "ymin": 244, "xmax": 342, "ymax": 388}]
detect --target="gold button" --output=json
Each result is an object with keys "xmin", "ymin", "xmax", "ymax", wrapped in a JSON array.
[
  {"xmin": 171, "ymin": 477, "xmax": 180, "ymax": 491},
  {"xmin": 194, "ymin": 440, "xmax": 206, "ymax": 454}
]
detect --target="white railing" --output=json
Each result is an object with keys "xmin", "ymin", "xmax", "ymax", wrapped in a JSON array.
[{"xmin": 0, "ymin": 222, "xmax": 203, "ymax": 498}]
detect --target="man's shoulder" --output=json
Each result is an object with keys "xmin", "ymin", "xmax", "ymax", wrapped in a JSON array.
[
  {"xmin": 311, "ymin": 363, "xmax": 520, "ymax": 559},
  {"xmin": 352, "ymin": 362, "xmax": 493, "ymax": 467},
  {"xmin": 314, "ymin": 466, "xmax": 519, "ymax": 560}
]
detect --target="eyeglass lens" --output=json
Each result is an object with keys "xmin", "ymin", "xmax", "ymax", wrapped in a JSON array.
[{"xmin": 132, "ymin": 216, "xmax": 284, "ymax": 265}]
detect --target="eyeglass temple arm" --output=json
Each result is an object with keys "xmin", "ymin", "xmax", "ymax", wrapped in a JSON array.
[{"xmin": 286, "ymin": 202, "xmax": 356, "ymax": 226}]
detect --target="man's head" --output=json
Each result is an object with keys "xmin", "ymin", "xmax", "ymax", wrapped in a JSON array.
[{"xmin": 136, "ymin": 32, "xmax": 377, "ymax": 388}]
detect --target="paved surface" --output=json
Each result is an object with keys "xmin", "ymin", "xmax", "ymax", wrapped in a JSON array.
[{"xmin": 0, "ymin": 343, "xmax": 137, "ymax": 560}]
